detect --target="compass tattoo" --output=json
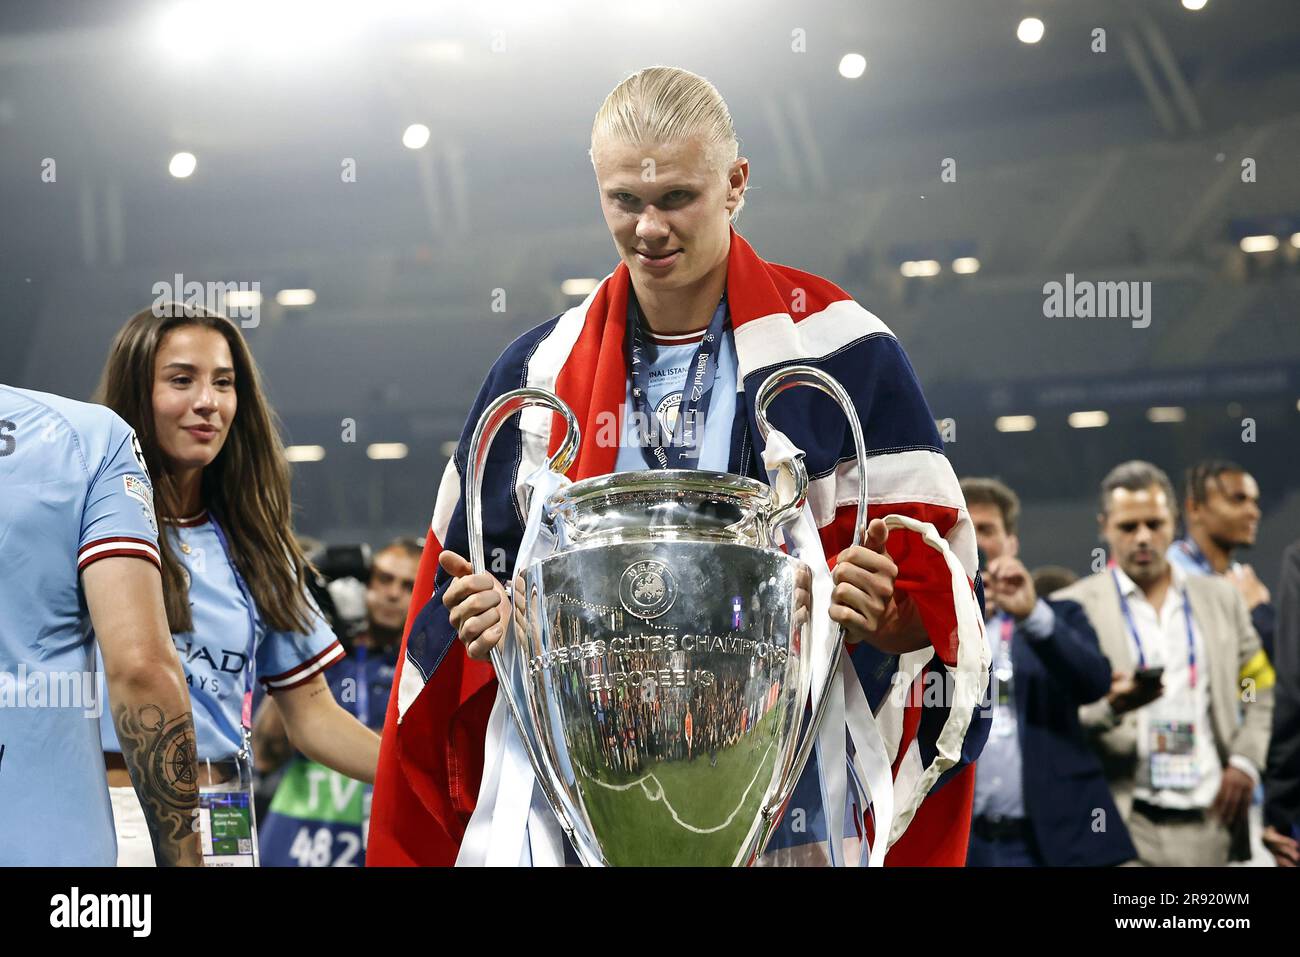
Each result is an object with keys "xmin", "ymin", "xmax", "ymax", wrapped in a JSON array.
[{"xmin": 113, "ymin": 702, "xmax": 200, "ymax": 866}]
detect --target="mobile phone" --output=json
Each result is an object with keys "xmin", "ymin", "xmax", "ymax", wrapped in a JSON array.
[{"xmin": 1134, "ymin": 666, "xmax": 1164, "ymax": 686}]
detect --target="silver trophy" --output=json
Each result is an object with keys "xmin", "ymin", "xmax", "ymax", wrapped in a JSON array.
[{"xmin": 466, "ymin": 366, "xmax": 868, "ymax": 866}]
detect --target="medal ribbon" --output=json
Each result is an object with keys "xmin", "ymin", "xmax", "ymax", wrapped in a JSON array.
[{"xmin": 627, "ymin": 290, "xmax": 729, "ymax": 470}]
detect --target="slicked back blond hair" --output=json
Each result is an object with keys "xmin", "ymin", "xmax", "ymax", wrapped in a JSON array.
[{"xmin": 590, "ymin": 66, "xmax": 745, "ymax": 222}]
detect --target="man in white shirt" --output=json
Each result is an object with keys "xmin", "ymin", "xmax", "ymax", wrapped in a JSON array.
[{"xmin": 1055, "ymin": 460, "xmax": 1275, "ymax": 866}]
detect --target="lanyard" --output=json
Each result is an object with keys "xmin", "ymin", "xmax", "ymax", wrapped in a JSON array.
[
  {"xmin": 999, "ymin": 614, "xmax": 1014, "ymax": 657},
  {"xmin": 1111, "ymin": 569, "xmax": 1198, "ymax": 688},
  {"xmin": 626, "ymin": 289, "xmax": 729, "ymax": 470},
  {"xmin": 207, "ymin": 515, "xmax": 261, "ymax": 730}
]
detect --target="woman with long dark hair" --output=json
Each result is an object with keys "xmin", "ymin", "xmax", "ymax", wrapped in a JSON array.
[{"xmin": 95, "ymin": 303, "xmax": 380, "ymax": 865}]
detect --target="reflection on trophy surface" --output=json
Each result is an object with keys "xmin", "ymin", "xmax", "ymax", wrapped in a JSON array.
[
  {"xmin": 467, "ymin": 366, "xmax": 864, "ymax": 866},
  {"xmin": 521, "ymin": 482, "xmax": 813, "ymax": 866}
]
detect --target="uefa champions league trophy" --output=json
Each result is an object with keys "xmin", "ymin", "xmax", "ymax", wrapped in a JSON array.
[{"xmin": 465, "ymin": 366, "xmax": 868, "ymax": 866}]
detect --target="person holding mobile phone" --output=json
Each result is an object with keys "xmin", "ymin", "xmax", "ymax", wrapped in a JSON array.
[
  {"xmin": 962, "ymin": 478, "xmax": 1134, "ymax": 867},
  {"xmin": 1059, "ymin": 461, "xmax": 1275, "ymax": 866}
]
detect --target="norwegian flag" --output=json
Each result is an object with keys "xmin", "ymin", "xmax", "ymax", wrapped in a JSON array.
[{"xmin": 368, "ymin": 228, "xmax": 987, "ymax": 866}]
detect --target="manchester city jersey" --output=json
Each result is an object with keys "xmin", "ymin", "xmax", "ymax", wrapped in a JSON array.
[
  {"xmin": 614, "ymin": 324, "xmax": 739, "ymax": 474},
  {"xmin": 0, "ymin": 385, "xmax": 161, "ymax": 865},
  {"xmin": 100, "ymin": 512, "xmax": 344, "ymax": 762}
]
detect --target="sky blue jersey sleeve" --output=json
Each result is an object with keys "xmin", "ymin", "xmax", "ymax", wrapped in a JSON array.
[
  {"xmin": 256, "ymin": 592, "xmax": 345, "ymax": 694},
  {"xmin": 77, "ymin": 417, "xmax": 161, "ymax": 572}
]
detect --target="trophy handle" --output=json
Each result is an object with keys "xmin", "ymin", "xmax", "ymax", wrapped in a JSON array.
[
  {"xmin": 753, "ymin": 365, "xmax": 869, "ymax": 823},
  {"xmin": 466, "ymin": 388, "xmax": 580, "ymax": 575},
  {"xmin": 464, "ymin": 387, "xmax": 584, "ymax": 849},
  {"xmin": 753, "ymin": 364, "xmax": 868, "ymax": 541}
]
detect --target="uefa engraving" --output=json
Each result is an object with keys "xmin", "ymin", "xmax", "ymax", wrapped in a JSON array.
[{"xmin": 618, "ymin": 559, "xmax": 677, "ymax": 620}]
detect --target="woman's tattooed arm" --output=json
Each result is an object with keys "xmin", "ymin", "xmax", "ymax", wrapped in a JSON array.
[{"xmin": 112, "ymin": 703, "xmax": 203, "ymax": 866}]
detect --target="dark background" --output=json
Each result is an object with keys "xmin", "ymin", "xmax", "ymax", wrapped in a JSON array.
[{"xmin": 2, "ymin": 0, "xmax": 1297, "ymax": 580}]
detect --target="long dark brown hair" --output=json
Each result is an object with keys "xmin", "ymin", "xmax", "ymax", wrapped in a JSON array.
[{"xmin": 95, "ymin": 303, "xmax": 315, "ymax": 634}]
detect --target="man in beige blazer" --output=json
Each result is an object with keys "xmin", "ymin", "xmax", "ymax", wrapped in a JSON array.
[{"xmin": 1054, "ymin": 461, "xmax": 1275, "ymax": 865}]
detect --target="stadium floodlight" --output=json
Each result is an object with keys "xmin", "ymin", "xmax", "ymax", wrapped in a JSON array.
[
  {"xmin": 900, "ymin": 260, "xmax": 941, "ymax": 278},
  {"xmin": 1182, "ymin": 0, "xmax": 1208, "ymax": 11},
  {"xmin": 403, "ymin": 124, "xmax": 431, "ymax": 150},
  {"xmin": 1239, "ymin": 235, "xmax": 1279, "ymax": 253},
  {"xmin": 156, "ymin": 0, "xmax": 354, "ymax": 58},
  {"xmin": 1146, "ymin": 406, "xmax": 1186, "ymax": 423},
  {"xmin": 838, "ymin": 54, "xmax": 867, "ymax": 79},
  {"xmin": 952, "ymin": 257, "xmax": 981, "ymax": 275},
  {"xmin": 154, "ymin": 2, "xmax": 219, "ymax": 57},
  {"xmin": 224, "ymin": 289, "xmax": 262, "ymax": 310},
  {"xmin": 995, "ymin": 415, "xmax": 1036, "ymax": 433},
  {"xmin": 367, "ymin": 443, "xmax": 409, "ymax": 461},
  {"xmin": 420, "ymin": 41, "xmax": 466, "ymax": 62},
  {"xmin": 285, "ymin": 445, "xmax": 326, "ymax": 462},
  {"xmin": 561, "ymin": 278, "xmax": 599, "ymax": 296},
  {"xmin": 276, "ymin": 289, "xmax": 317, "ymax": 306},
  {"xmin": 1291, "ymin": 232, "xmax": 1300, "ymax": 249},
  {"xmin": 168, "ymin": 152, "xmax": 197, "ymax": 178},
  {"xmin": 1068, "ymin": 410, "xmax": 1109, "ymax": 429},
  {"xmin": 1017, "ymin": 18, "xmax": 1045, "ymax": 44}
]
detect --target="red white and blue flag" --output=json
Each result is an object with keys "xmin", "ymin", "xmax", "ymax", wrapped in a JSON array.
[{"xmin": 369, "ymin": 228, "xmax": 988, "ymax": 866}]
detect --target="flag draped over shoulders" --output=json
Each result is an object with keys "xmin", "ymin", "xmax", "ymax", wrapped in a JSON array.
[{"xmin": 368, "ymin": 227, "xmax": 987, "ymax": 867}]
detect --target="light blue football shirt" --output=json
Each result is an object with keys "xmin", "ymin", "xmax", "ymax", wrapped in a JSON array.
[
  {"xmin": 0, "ymin": 385, "xmax": 162, "ymax": 866},
  {"xmin": 613, "ymin": 315, "xmax": 739, "ymax": 475},
  {"xmin": 1167, "ymin": 538, "xmax": 1214, "ymax": 577},
  {"xmin": 100, "ymin": 513, "xmax": 344, "ymax": 762}
]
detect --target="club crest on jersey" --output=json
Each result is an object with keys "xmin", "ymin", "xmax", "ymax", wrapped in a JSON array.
[{"xmin": 655, "ymin": 392, "xmax": 682, "ymax": 435}]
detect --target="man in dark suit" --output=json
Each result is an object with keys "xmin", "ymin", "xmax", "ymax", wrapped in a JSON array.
[
  {"xmin": 1264, "ymin": 539, "xmax": 1300, "ymax": 866},
  {"xmin": 963, "ymin": 478, "xmax": 1137, "ymax": 866}
]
